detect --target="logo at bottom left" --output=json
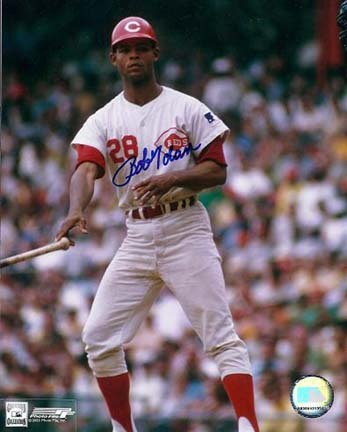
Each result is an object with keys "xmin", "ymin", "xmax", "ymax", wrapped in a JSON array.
[
  {"xmin": 3, "ymin": 399, "xmax": 77, "ymax": 429},
  {"xmin": 6, "ymin": 402, "xmax": 28, "ymax": 427}
]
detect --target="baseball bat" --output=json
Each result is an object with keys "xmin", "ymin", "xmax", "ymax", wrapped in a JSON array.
[{"xmin": 0, "ymin": 237, "xmax": 71, "ymax": 269}]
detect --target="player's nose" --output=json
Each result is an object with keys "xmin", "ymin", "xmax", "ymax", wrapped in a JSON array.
[{"xmin": 129, "ymin": 48, "xmax": 140, "ymax": 58}]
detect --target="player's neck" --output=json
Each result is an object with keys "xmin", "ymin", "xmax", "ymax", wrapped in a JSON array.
[{"xmin": 123, "ymin": 82, "xmax": 162, "ymax": 106}]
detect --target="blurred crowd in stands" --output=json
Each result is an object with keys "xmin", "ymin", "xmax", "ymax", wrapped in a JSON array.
[{"xmin": 1, "ymin": 46, "xmax": 347, "ymax": 431}]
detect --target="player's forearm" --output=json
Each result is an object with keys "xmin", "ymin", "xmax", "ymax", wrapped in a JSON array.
[
  {"xmin": 171, "ymin": 160, "xmax": 226, "ymax": 190},
  {"xmin": 67, "ymin": 163, "xmax": 98, "ymax": 215}
]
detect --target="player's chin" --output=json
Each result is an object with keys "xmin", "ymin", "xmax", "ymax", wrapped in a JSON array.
[{"xmin": 127, "ymin": 73, "xmax": 149, "ymax": 84}]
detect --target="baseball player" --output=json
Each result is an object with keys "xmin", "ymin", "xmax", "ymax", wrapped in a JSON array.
[{"xmin": 56, "ymin": 17, "xmax": 259, "ymax": 432}]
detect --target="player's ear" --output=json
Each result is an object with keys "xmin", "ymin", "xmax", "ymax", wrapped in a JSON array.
[
  {"xmin": 153, "ymin": 45, "xmax": 160, "ymax": 62},
  {"xmin": 109, "ymin": 50, "xmax": 117, "ymax": 66}
]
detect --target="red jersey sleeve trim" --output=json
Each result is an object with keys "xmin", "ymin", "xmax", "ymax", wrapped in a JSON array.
[
  {"xmin": 196, "ymin": 134, "xmax": 227, "ymax": 167},
  {"xmin": 74, "ymin": 144, "xmax": 105, "ymax": 179}
]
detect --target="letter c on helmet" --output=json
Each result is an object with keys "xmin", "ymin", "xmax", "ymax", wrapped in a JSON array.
[{"xmin": 124, "ymin": 21, "xmax": 141, "ymax": 33}]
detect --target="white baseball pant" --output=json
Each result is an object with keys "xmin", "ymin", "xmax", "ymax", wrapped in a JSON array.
[{"xmin": 82, "ymin": 201, "xmax": 252, "ymax": 379}]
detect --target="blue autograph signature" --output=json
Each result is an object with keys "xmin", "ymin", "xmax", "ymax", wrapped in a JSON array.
[{"xmin": 112, "ymin": 143, "xmax": 202, "ymax": 187}]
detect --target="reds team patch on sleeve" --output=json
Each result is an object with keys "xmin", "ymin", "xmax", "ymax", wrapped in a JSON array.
[{"xmin": 204, "ymin": 112, "xmax": 215, "ymax": 123}]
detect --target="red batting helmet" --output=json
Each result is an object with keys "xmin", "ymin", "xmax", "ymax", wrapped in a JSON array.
[{"xmin": 111, "ymin": 17, "xmax": 158, "ymax": 47}]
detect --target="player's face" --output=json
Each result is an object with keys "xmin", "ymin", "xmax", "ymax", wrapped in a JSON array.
[{"xmin": 110, "ymin": 39, "xmax": 159, "ymax": 84}]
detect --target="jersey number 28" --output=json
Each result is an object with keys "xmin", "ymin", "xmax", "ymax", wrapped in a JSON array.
[{"xmin": 107, "ymin": 135, "xmax": 138, "ymax": 163}]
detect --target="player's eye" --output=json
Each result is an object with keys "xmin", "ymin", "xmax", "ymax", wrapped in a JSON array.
[
  {"xmin": 137, "ymin": 45, "xmax": 150, "ymax": 52},
  {"xmin": 117, "ymin": 46, "xmax": 129, "ymax": 53}
]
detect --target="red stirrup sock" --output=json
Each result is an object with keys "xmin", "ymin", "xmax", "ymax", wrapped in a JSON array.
[
  {"xmin": 222, "ymin": 373, "xmax": 259, "ymax": 432},
  {"xmin": 97, "ymin": 373, "xmax": 134, "ymax": 432}
]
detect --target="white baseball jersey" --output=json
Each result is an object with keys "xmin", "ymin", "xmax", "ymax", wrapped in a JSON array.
[{"xmin": 72, "ymin": 86, "xmax": 228, "ymax": 210}]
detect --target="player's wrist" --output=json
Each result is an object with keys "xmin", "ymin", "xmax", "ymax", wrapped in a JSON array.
[{"xmin": 67, "ymin": 209, "xmax": 84, "ymax": 219}]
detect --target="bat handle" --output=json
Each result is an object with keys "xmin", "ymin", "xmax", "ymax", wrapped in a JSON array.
[{"xmin": 0, "ymin": 237, "xmax": 71, "ymax": 269}]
